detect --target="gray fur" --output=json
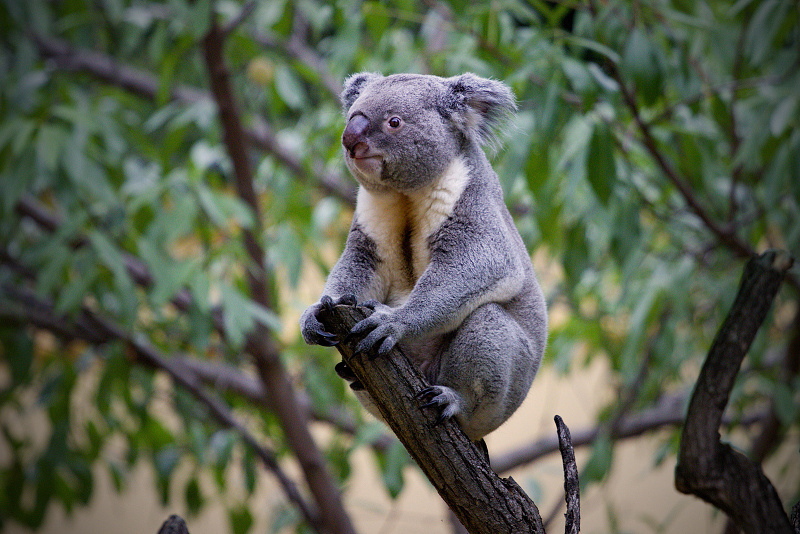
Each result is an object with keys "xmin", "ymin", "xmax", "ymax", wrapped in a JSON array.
[{"xmin": 300, "ymin": 72, "xmax": 547, "ymax": 441}]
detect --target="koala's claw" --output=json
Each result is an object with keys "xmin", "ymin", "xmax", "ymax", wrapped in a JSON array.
[
  {"xmin": 350, "ymin": 304, "xmax": 404, "ymax": 357},
  {"xmin": 302, "ymin": 294, "xmax": 361, "ymax": 347},
  {"xmin": 418, "ymin": 385, "xmax": 461, "ymax": 425},
  {"xmin": 316, "ymin": 330, "xmax": 339, "ymax": 346},
  {"xmin": 338, "ymin": 294, "xmax": 357, "ymax": 306},
  {"xmin": 321, "ymin": 294, "xmax": 357, "ymax": 310},
  {"xmin": 334, "ymin": 361, "xmax": 364, "ymax": 391}
]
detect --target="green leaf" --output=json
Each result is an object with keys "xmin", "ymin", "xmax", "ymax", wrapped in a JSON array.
[
  {"xmin": 220, "ymin": 284, "xmax": 281, "ymax": 347},
  {"xmin": 274, "ymin": 65, "xmax": 306, "ymax": 110},
  {"xmin": 88, "ymin": 230, "xmax": 135, "ymax": 302},
  {"xmin": 229, "ymin": 505, "xmax": 253, "ymax": 534},
  {"xmin": 744, "ymin": 0, "xmax": 790, "ymax": 66},
  {"xmin": 220, "ymin": 284, "xmax": 254, "ymax": 347},
  {"xmin": 770, "ymin": 95, "xmax": 798, "ymax": 137},
  {"xmin": 242, "ymin": 446, "xmax": 257, "ymax": 494},
  {"xmin": 107, "ymin": 461, "xmax": 126, "ymax": 493},
  {"xmin": 363, "ymin": 2, "xmax": 391, "ymax": 42},
  {"xmin": 586, "ymin": 121, "xmax": 616, "ymax": 205},
  {"xmin": 35, "ymin": 125, "xmax": 66, "ymax": 172},
  {"xmin": 582, "ymin": 434, "xmax": 614, "ymax": 485},
  {"xmin": 154, "ymin": 446, "xmax": 180, "ymax": 504},
  {"xmin": 6, "ymin": 329, "xmax": 33, "ymax": 386},
  {"xmin": 378, "ymin": 441, "xmax": 407, "ymax": 498},
  {"xmin": 185, "ymin": 477, "xmax": 204, "ymax": 516},
  {"xmin": 773, "ymin": 382, "xmax": 798, "ymax": 425},
  {"xmin": 621, "ymin": 28, "xmax": 662, "ymax": 106}
]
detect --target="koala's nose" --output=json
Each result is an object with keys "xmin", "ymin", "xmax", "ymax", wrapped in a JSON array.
[{"xmin": 342, "ymin": 115, "xmax": 370, "ymax": 156}]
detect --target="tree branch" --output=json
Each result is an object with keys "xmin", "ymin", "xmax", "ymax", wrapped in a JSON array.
[
  {"xmin": 675, "ymin": 250, "xmax": 795, "ymax": 533},
  {"xmin": 555, "ymin": 415, "xmax": 580, "ymax": 534},
  {"xmin": 319, "ymin": 304, "xmax": 546, "ymax": 533},
  {"xmin": 492, "ymin": 389, "xmax": 768, "ymax": 474},
  {"xmin": 200, "ymin": 21, "xmax": 356, "ymax": 534},
  {"xmin": 175, "ymin": 356, "xmax": 395, "ymax": 451}
]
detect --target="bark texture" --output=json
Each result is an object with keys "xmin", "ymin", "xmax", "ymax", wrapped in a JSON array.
[{"xmin": 675, "ymin": 250, "xmax": 795, "ymax": 533}]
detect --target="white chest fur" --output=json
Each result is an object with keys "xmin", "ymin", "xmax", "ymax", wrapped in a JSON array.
[{"xmin": 355, "ymin": 157, "xmax": 471, "ymax": 304}]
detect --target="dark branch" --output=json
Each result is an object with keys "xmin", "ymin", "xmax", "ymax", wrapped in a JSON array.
[
  {"xmin": 676, "ymin": 250, "xmax": 794, "ymax": 533},
  {"xmin": 555, "ymin": 415, "xmax": 580, "ymax": 534}
]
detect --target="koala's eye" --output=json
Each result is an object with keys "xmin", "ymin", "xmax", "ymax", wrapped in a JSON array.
[{"xmin": 387, "ymin": 116, "xmax": 403, "ymax": 129}]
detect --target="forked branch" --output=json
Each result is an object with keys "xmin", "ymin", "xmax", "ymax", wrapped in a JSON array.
[{"xmin": 676, "ymin": 250, "xmax": 795, "ymax": 533}]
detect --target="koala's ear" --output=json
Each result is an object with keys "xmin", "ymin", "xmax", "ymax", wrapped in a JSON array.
[
  {"xmin": 341, "ymin": 72, "xmax": 383, "ymax": 113},
  {"xmin": 441, "ymin": 73, "xmax": 517, "ymax": 150}
]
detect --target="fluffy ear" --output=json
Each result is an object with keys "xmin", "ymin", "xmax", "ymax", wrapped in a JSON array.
[
  {"xmin": 440, "ymin": 73, "xmax": 517, "ymax": 149},
  {"xmin": 341, "ymin": 72, "xmax": 383, "ymax": 113}
]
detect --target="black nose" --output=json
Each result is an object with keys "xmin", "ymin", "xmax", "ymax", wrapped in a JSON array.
[{"xmin": 342, "ymin": 115, "xmax": 370, "ymax": 154}]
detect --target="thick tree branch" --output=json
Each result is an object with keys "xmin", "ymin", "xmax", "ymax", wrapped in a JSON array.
[
  {"xmin": 319, "ymin": 304, "xmax": 546, "ymax": 533},
  {"xmin": 749, "ymin": 308, "xmax": 800, "ymax": 464},
  {"xmin": 675, "ymin": 250, "xmax": 794, "ymax": 533},
  {"xmin": 200, "ymin": 21, "xmax": 356, "ymax": 534}
]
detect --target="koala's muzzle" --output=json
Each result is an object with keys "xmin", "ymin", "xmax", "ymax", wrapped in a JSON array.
[{"xmin": 342, "ymin": 114, "xmax": 371, "ymax": 158}]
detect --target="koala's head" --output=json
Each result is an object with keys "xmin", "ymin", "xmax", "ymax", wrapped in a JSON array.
[{"xmin": 340, "ymin": 72, "xmax": 516, "ymax": 192}]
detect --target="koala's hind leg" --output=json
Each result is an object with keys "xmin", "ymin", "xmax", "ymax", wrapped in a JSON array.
[{"xmin": 429, "ymin": 303, "xmax": 539, "ymax": 441}]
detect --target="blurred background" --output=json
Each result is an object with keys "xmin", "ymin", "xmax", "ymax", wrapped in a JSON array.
[{"xmin": 1, "ymin": 0, "xmax": 798, "ymax": 533}]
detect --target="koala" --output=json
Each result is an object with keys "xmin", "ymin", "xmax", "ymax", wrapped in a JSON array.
[{"xmin": 300, "ymin": 72, "xmax": 547, "ymax": 442}]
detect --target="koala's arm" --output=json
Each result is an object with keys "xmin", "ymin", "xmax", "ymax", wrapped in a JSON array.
[
  {"xmin": 353, "ymin": 211, "xmax": 525, "ymax": 355},
  {"xmin": 300, "ymin": 220, "xmax": 382, "ymax": 345},
  {"xmin": 323, "ymin": 223, "xmax": 380, "ymax": 299}
]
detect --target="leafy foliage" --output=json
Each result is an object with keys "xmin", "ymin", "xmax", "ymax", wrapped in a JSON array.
[{"xmin": 0, "ymin": 0, "xmax": 798, "ymax": 532}]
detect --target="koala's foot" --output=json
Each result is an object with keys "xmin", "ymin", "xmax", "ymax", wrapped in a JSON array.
[
  {"xmin": 300, "ymin": 294, "xmax": 357, "ymax": 346},
  {"xmin": 350, "ymin": 300, "xmax": 407, "ymax": 358},
  {"xmin": 334, "ymin": 361, "xmax": 364, "ymax": 391},
  {"xmin": 418, "ymin": 385, "xmax": 462, "ymax": 426}
]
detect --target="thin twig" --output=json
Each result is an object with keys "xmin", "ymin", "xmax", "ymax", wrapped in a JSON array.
[{"xmin": 555, "ymin": 415, "xmax": 580, "ymax": 534}]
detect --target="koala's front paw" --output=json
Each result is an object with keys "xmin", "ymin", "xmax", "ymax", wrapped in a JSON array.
[
  {"xmin": 418, "ymin": 385, "xmax": 462, "ymax": 426},
  {"xmin": 350, "ymin": 301, "xmax": 406, "ymax": 357},
  {"xmin": 300, "ymin": 295, "xmax": 357, "ymax": 346}
]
